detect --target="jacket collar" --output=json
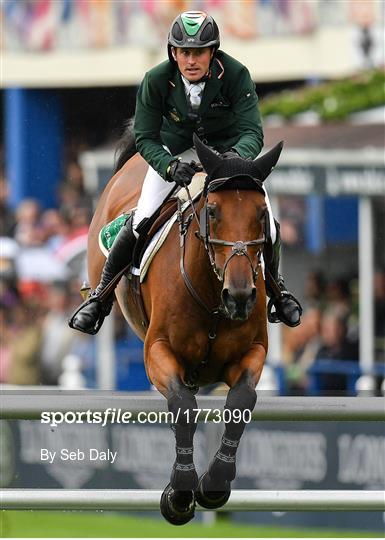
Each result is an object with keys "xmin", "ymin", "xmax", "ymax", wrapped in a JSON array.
[
  {"xmin": 199, "ymin": 59, "xmax": 223, "ymax": 116},
  {"xmin": 169, "ymin": 69, "xmax": 189, "ymax": 113},
  {"xmin": 168, "ymin": 58, "xmax": 224, "ymax": 117}
]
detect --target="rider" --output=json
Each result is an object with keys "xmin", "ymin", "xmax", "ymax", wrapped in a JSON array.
[{"xmin": 70, "ymin": 10, "xmax": 302, "ymax": 335}]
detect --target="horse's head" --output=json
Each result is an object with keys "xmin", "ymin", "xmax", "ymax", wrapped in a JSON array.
[{"xmin": 194, "ymin": 134, "xmax": 283, "ymax": 321}]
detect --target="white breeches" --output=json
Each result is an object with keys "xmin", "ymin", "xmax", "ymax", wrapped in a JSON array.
[{"xmin": 133, "ymin": 147, "xmax": 276, "ymax": 244}]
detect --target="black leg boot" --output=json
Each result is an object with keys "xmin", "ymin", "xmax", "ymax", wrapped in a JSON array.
[
  {"xmin": 265, "ymin": 220, "xmax": 302, "ymax": 327},
  {"xmin": 68, "ymin": 215, "xmax": 137, "ymax": 335}
]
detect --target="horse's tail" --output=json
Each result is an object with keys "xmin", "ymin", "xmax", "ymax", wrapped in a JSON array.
[{"xmin": 113, "ymin": 117, "xmax": 137, "ymax": 174}]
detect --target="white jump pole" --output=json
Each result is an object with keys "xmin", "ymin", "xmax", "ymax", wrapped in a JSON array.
[
  {"xmin": 96, "ymin": 311, "xmax": 116, "ymax": 390},
  {"xmin": 358, "ymin": 197, "xmax": 375, "ymax": 390},
  {"xmin": 2, "ymin": 489, "xmax": 384, "ymax": 512}
]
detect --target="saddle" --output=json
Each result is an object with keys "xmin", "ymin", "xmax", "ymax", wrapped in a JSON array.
[{"xmin": 99, "ymin": 174, "xmax": 205, "ymax": 276}]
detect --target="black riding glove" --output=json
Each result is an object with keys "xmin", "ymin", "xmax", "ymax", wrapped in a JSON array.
[
  {"xmin": 167, "ymin": 160, "xmax": 201, "ymax": 186},
  {"xmin": 222, "ymin": 149, "xmax": 240, "ymax": 159}
]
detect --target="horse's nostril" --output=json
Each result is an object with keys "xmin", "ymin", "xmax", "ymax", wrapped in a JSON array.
[
  {"xmin": 222, "ymin": 287, "xmax": 256, "ymax": 315},
  {"xmin": 221, "ymin": 288, "xmax": 230, "ymax": 304},
  {"xmin": 221, "ymin": 288, "xmax": 237, "ymax": 309}
]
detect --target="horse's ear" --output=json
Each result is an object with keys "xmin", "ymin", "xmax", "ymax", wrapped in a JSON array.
[
  {"xmin": 193, "ymin": 133, "xmax": 223, "ymax": 177},
  {"xmin": 250, "ymin": 141, "xmax": 284, "ymax": 182}
]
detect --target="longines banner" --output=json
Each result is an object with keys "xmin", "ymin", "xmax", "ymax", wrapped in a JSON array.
[
  {"xmin": 269, "ymin": 166, "xmax": 385, "ymax": 196},
  {"xmin": 1, "ymin": 419, "xmax": 384, "ymax": 531}
]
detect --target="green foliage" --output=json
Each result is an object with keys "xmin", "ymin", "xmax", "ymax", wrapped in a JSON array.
[{"xmin": 260, "ymin": 70, "xmax": 385, "ymax": 121}]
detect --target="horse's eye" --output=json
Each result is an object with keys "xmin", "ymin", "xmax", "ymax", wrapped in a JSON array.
[{"xmin": 207, "ymin": 205, "xmax": 217, "ymax": 219}]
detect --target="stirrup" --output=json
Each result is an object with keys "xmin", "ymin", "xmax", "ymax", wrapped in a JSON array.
[
  {"xmin": 68, "ymin": 294, "xmax": 113, "ymax": 335},
  {"xmin": 267, "ymin": 290, "xmax": 302, "ymax": 327}
]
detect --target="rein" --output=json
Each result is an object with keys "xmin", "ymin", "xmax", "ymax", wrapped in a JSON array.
[{"xmin": 178, "ymin": 196, "xmax": 222, "ymax": 389}]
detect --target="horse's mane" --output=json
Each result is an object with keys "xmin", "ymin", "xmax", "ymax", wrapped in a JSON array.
[{"xmin": 114, "ymin": 118, "xmax": 137, "ymax": 174}]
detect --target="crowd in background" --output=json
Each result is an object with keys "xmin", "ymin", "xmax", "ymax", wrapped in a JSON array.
[
  {"xmin": 283, "ymin": 269, "xmax": 385, "ymax": 394},
  {"xmin": 0, "ymin": 149, "xmax": 95, "ymax": 387},
  {"xmin": 4, "ymin": 0, "xmax": 369, "ymax": 52},
  {"xmin": 3, "ymin": 0, "xmax": 342, "ymax": 51},
  {"xmin": 1, "ymin": 145, "xmax": 385, "ymax": 393}
]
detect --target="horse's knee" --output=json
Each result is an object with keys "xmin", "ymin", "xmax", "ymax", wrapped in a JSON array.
[
  {"xmin": 221, "ymin": 371, "xmax": 257, "ymax": 447},
  {"xmin": 167, "ymin": 379, "xmax": 197, "ymax": 427},
  {"xmin": 226, "ymin": 371, "xmax": 257, "ymax": 412}
]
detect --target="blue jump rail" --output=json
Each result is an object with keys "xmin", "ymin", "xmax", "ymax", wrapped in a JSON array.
[{"xmin": 307, "ymin": 359, "xmax": 385, "ymax": 395}]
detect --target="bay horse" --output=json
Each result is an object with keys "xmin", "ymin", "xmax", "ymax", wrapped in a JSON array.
[{"xmin": 87, "ymin": 131, "xmax": 283, "ymax": 525}]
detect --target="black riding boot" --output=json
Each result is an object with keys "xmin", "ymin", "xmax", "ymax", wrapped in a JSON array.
[
  {"xmin": 69, "ymin": 215, "xmax": 137, "ymax": 335},
  {"xmin": 265, "ymin": 220, "xmax": 302, "ymax": 327}
]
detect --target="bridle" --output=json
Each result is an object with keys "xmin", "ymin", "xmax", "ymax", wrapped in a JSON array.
[
  {"xmin": 179, "ymin": 175, "xmax": 269, "ymax": 315},
  {"xmin": 197, "ymin": 207, "xmax": 266, "ymax": 284},
  {"xmin": 195, "ymin": 177, "xmax": 268, "ymax": 284}
]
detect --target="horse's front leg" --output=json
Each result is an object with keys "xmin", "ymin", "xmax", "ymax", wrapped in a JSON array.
[
  {"xmin": 196, "ymin": 343, "xmax": 265, "ymax": 509},
  {"xmin": 167, "ymin": 376, "xmax": 199, "ymax": 491},
  {"xmin": 146, "ymin": 338, "xmax": 198, "ymax": 525}
]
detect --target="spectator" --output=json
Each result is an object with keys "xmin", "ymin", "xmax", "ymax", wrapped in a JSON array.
[
  {"xmin": 285, "ymin": 307, "xmax": 322, "ymax": 394},
  {"xmin": 6, "ymin": 293, "xmax": 44, "ymax": 386},
  {"xmin": 58, "ymin": 161, "xmax": 92, "ymax": 213},
  {"xmin": 40, "ymin": 208, "xmax": 69, "ymax": 251},
  {"xmin": 0, "ymin": 237, "xmax": 20, "ymax": 309},
  {"xmin": 313, "ymin": 311, "xmax": 359, "ymax": 394},
  {"xmin": 58, "ymin": 182, "xmax": 85, "ymax": 212},
  {"xmin": 40, "ymin": 281, "xmax": 77, "ymax": 385},
  {"xmin": 65, "ymin": 160, "xmax": 86, "ymax": 194},
  {"xmin": 304, "ymin": 270, "xmax": 326, "ymax": 310},
  {"xmin": 65, "ymin": 205, "xmax": 90, "ymax": 238},
  {"xmin": 14, "ymin": 198, "xmax": 44, "ymax": 247},
  {"xmin": 0, "ymin": 175, "xmax": 16, "ymax": 237},
  {"xmin": 324, "ymin": 277, "xmax": 351, "ymax": 319}
]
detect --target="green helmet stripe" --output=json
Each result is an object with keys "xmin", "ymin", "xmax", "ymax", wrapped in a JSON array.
[{"xmin": 181, "ymin": 12, "xmax": 206, "ymax": 37}]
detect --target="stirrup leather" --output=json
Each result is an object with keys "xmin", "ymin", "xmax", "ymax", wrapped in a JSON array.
[
  {"xmin": 68, "ymin": 293, "xmax": 113, "ymax": 335},
  {"xmin": 267, "ymin": 290, "xmax": 303, "ymax": 327}
]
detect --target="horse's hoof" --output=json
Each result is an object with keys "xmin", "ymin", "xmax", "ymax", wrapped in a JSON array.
[
  {"xmin": 195, "ymin": 472, "xmax": 231, "ymax": 510},
  {"xmin": 160, "ymin": 483, "xmax": 196, "ymax": 526}
]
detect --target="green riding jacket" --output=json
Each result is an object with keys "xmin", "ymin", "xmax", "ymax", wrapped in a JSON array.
[{"xmin": 134, "ymin": 50, "xmax": 264, "ymax": 179}]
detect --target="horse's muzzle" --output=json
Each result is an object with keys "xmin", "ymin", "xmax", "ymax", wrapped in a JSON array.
[{"xmin": 221, "ymin": 287, "xmax": 257, "ymax": 321}]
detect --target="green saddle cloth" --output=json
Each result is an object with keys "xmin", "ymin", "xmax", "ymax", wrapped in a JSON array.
[{"xmin": 100, "ymin": 214, "xmax": 129, "ymax": 252}]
